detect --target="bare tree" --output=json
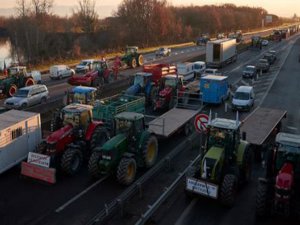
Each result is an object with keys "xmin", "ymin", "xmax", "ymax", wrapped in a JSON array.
[
  {"xmin": 31, "ymin": 0, "xmax": 53, "ymax": 16},
  {"xmin": 73, "ymin": 0, "xmax": 98, "ymax": 33},
  {"xmin": 15, "ymin": 0, "xmax": 30, "ymax": 17}
]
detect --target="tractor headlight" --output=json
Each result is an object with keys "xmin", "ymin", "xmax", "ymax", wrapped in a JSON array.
[{"xmin": 102, "ymin": 155, "xmax": 111, "ymax": 160}]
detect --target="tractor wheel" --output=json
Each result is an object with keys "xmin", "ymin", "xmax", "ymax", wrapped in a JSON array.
[
  {"xmin": 137, "ymin": 54, "xmax": 144, "ymax": 66},
  {"xmin": 60, "ymin": 147, "xmax": 83, "ymax": 175},
  {"xmin": 130, "ymin": 58, "xmax": 137, "ymax": 68},
  {"xmin": 25, "ymin": 77, "xmax": 35, "ymax": 86},
  {"xmin": 220, "ymin": 174, "xmax": 238, "ymax": 207},
  {"xmin": 256, "ymin": 181, "xmax": 270, "ymax": 218},
  {"xmin": 8, "ymin": 84, "xmax": 18, "ymax": 97},
  {"xmin": 90, "ymin": 126, "xmax": 110, "ymax": 151},
  {"xmin": 116, "ymin": 157, "xmax": 137, "ymax": 185},
  {"xmin": 241, "ymin": 145, "xmax": 252, "ymax": 183},
  {"xmin": 142, "ymin": 135, "xmax": 158, "ymax": 168},
  {"xmin": 88, "ymin": 149, "xmax": 102, "ymax": 179}
]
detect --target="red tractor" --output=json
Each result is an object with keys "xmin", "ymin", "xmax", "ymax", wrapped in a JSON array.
[
  {"xmin": 68, "ymin": 60, "xmax": 113, "ymax": 87},
  {"xmin": 153, "ymin": 74, "xmax": 186, "ymax": 111},
  {"xmin": 256, "ymin": 132, "xmax": 300, "ymax": 219},
  {"xmin": 24, "ymin": 104, "xmax": 109, "ymax": 177}
]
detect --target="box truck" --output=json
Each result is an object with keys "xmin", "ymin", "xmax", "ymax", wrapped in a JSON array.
[
  {"xmin": 206, "ymin": 39, "xmax": 237, "ymax": 68},
  {"xmin": 0, "ymin": 110, "xmax": 41, "ymax": 173}
]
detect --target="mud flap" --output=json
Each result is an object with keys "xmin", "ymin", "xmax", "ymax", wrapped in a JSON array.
[{"xmin": 21, "ymin": 162, "xmax": 56, "ymax": 184}]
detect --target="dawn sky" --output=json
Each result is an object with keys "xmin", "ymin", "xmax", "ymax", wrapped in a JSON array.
[{"xmin": 0, "ymin": 0, "xmax": 298, "ymax": 18}]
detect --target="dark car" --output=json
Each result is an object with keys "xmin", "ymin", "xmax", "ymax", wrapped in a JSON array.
[
  {"xmin": 243, "ymin": 65, "xmax": 257, "ymax": 79},
  {"xmin": 256, "ymin": 59, "xmax": 270, "ymax": 73},
  {"xmin": 263, "ymin": 53, "xmax": 276, "ymax": 65}
]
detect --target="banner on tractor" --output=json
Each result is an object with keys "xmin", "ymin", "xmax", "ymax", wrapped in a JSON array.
[
  {"xmin": 27, "ymin": 152, "xmax": 51, "ymax": 168},
  {"xmin": 21, "ymin": 162, "xmax": 56, "ymax": 184},
  {"xmin": 186, "ymin": 177, "xmax": 218, "ymax": 199}
]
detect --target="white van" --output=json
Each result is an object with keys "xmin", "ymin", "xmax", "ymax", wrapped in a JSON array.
[
  {"xmin": 232, "ymin": 86, "xmax": 254, "ymax": 111},
  {"xmin": 49, "ymin": 65, "xmax": 75, "ymax": 80},
  {"xmin": 176, "ymin": 62, "xmax": 195, "ymax": 81},
  {"xmin": 193, "ymin": 61, "xmax": 206, "ymax": 78}
]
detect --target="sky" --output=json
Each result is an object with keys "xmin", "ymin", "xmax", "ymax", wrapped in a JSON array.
[{"xmin": 0, "ymin": 0, "xmax": 298, "ymax": 18}]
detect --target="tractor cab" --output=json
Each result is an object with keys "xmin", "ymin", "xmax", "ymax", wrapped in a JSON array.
[
  {"xmin": 133, "ymin": 72, "xmax": 152, "ymax": 88},
  {"xmin": 125, "ymin": 46, "xmax": 139, "ymax": 55},
  {"xmin": 7, "ymin": 66, "xmax": 27, "ymax": 76},
  {"xmin": 114, "ymin": 112, "xmax": 145, "ymax": 136},
  {"xmin": 67, "ymin": 86, "xmax": 97, "ymax": 105},
  {"xmin": 208, "ymin": 118, "xmax": 241, "ymax": 149},
  {"xmin": 62, "ymin": 103, "xmax": 93, "ymax": 130},
  {"xmin": 161, "ymin": 74, "xmax": 184, "ymax": 89},
  {"xmin": 92, "ymin": 60, "xmax": 108, "ymax": 71},
  {"xmin": 275, "ymin": 132, "xmax": 300, "ymax": 174}
]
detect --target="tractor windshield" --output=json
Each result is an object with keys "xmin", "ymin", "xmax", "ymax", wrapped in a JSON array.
[
  {"xmin": 116, "ymin": 119, "xmax": 133, "ymax": 133},
  {"xmin": 134, "ymin": 75, "xmax": 144, "ymax": 87},
  {"xmin": 164, "ymin": 78, "xmax": 177, "ymax": 87},
  {"xmin": 73, "ymin": 93, "xmax": 87, "ymax": 104},
  {"xmin": 126, "ymin": 48, "xmax": 136, "ymax": 55},
  {"xmin": 209, "ymin": 127, "xmax": 226, "ymax": 147},
  {"xmin": 63, "ymin": 111, "xmax": 80, "ymax": 127},
  {"xmin": 278, "ymin": 144, "xmax": 300, "ymax": 154}
]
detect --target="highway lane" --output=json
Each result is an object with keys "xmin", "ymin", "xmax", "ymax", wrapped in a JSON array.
[{"xmin": 154, "ymin": 33, "xmax": 300, "ymax": 225}]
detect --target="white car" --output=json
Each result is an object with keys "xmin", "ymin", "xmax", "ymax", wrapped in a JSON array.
[
  {"xmin": 155, "ymin": 47, "xmax": 171, "ymax": 57},
  {"xmin": 75, "ymin": 59, "xmax": 94, "ymax": 73},
  {"xmin": 49, "ymin": 65, "xmax": 75, "ymax": 80},
  {"xmin": 261, "ymin": 39, "xmax": 269, "ymax": 46},
  {"xmin": 4, "ymin": 85, "xmax": 49, "ymax": 109}
]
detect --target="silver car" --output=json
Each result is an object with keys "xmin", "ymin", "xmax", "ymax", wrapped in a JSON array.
[{"xmin": 4, "ymin": 85, "xmax": 49, "ymax": 109}]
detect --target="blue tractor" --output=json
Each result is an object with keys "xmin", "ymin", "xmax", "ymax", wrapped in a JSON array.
[{"xmin": 125, "ymin": 72, "xmax": 158, "ymax": 105}]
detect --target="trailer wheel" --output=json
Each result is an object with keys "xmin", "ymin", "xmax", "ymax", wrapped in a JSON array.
[
  {"xmin": 25, "ymin": 77, "xmax": 35, "ymax": 86},
  {"xmin": 131, "ymin": 58, "xmax": 137, "ymax": 68},
  {"xmin": 137, "ymin": 54, "xmax": 144, "ymax": 66},
  {"xmin": 90, "ymin": 126, "xmax": 109, "ymax": 151},
  {"xmin": 88, "ymin": 149, "xmax": 102, "ymax": 179},
  {"xmin": 60, "ymin": 147, "xmax": 83, "ymax": 175},
  {"xmin": 8, "ymin": 84, "xmax": 18, "ymax": 97},
  {"xmin": 220, "ymin": 174, "xmax": 237, "ymax": 207},
  {"xmin": 116, "ymin": 157, "xmax": 137, "ymax": 185},
  {"xmin": 142, "ymin": 135, "xmax": 158, "ymax": 168},
  {"xmin": 256, "ymin": 181, "xmax": 270, "ymax": 218}
]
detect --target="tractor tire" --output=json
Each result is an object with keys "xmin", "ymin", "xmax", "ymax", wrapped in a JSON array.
[
  {"xmin": 137, "ymin": 54, "xmax": 144, "ymax": 66},
  {"xmin": 116, "ymin": 157, "xmax": 137, "ymax": 185},
  {"xmin": 256, "ymin": 181, "xmax": 270, "ymax": 218},
  {"xmin": 60, "ymin": 147, "xmax": 83, "ymax": 175},
  {"xmin": 241, "ymin": 145, "xmax": 252, "ymax": 183},
  {"xmin": 90, "ymin": 126, "xmax": 110, "ymax": 151},
  {"xmin": 130, "ymin": 58, "xmax": 137, "ymax": 68},
  {"xmin": 88, "ymin": 150, "xmax": 102, "ymax": 179},
  {"xmin": 25, "ymin": 77, "xmax": 35, "ymax": 86},
  {"xmin": 8, "ymin": 84, "xmax": 18, "ymax": 97},
  {"xmin": 220, "ymin": 174, "xmax": 238, "ymax": 207},
  {"xmin": 142, "ymin": 135, "xmax": 158, "ymax": 168}
]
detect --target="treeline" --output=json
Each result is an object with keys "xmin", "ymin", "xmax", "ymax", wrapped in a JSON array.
[{"xmin": 1, "ymin": 0, "xmax": 284, "ymax": 65}]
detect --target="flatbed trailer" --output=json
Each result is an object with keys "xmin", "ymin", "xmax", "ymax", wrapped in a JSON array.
[{"xmin": 241, "ymin": 107, "xmax": 287, "ymax": 158}]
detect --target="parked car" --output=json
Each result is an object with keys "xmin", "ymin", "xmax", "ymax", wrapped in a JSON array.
[
  {"xmin": 50, "ymin": 65, "xmax": 75, "ymax": 80},
  {"xmin": 261, "ymin": 39, "xmax": 269, "ymax": 46},
  {"xmin": 268, "ymin": 50, "xmax": 277, "ymax": 60},
  {"xmin": 231, "ymin": 86, "xmax": 255, "ymax": 111},
  {"xmin": 242, "ymin": 65, "xmax": 257, "ymax": 79},
  {"xmin": 155, "ymin": 47, "xmax": 171, "ymax": 57},
  {"xmin": 4, "ymin": 84, "xmax": 49, "ymax": 109},
  {"xmin": 263, "ymin": 53, "xmax": 276, "ymax": 64},
  {"xmin": 75, "ymin": 59, "xmax": 94, "ymax": 74},
  {"xmin": 256, "ymin": 59, "xmax": 270, "ymax": 73}
]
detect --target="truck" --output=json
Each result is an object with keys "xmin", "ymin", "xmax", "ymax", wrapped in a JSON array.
[
  {"xmin": 126, "ymin": 64, "xmax": 176, "ymax": 105},
  {"xmin": 200, "ymin": 75, "xmax": 229, "ymax": 104},
  {"xmin": 177, "ymin": 62, "xmax": 195, "ymax": 81},
  {"xmin": 256, "ymin": 132, "xmax": 300, "ymax": 219},
  {"xmin": 206, "ymin": 39, "xmax": 237, "ymax": 68},
  {"xmin": 68, "ymin": 60, "xmax": 113, "ymax": 87},
  {"xmin": 185, "ymin": 107, "xmax": 286, "ymax": 207},
  {"xmin": 0, "ymin": 66, "xmax": 37, "ymax": 97},
  {"xmin": 0, "ymin": 110, "xmax": 41, "ymax": 174},
  {"xmin": 22, "ymin": 94, "xmax": 145, "ymax": 183},
  {"xmin": 121, "ymin": 46, "xmax": 144, "ymax": 68}
]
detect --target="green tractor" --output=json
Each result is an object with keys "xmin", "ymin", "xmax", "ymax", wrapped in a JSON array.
[
  {"xmin": 185, "ymin": 114, "xmax": 252, "ymax": 207},
  {"xmin": 88, "ymin": 112, "xmax": 158, "ymax": 185},
  {"xmin": 122, "ymin": 46, "xmax": 144, "ymax": 68},
  {"xmin": 0, "ymin": 66, "xmax": 35, "ymax": 96}
]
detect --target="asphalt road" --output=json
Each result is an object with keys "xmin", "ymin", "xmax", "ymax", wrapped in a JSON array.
[{"xmin": 152, "ymin": 34, "xmax": 300, "ymax": 225}]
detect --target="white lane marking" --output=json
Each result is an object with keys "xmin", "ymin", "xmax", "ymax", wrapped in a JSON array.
[
  {"xmin": 55, "ymin": 175, "xmax": 109, "ymax": 213},
  {"xmin": 175, "ymin": 198, "xmax": 198, "ymax": 225},
  {"xmin": 287, "ymin": 126, "xmax": 298, "ymax": 131}
]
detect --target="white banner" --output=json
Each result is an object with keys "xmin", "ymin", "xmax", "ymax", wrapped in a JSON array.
[
  {"xmin": 186, "ymin": 177, "xmax": 218, "ymax": 199},
  {"xmin": 27, "ymin": 152, "xmax": 51, "ymax": 168}
]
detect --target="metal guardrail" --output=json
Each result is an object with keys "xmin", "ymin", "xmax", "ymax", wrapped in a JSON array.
[
  {"xmin": 85, "ymin": 132, "xmax": 199, "ymax": 225},
  {"xmin": 134, "ymin": 151, "xmax": 203, "ymax": 225}
]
